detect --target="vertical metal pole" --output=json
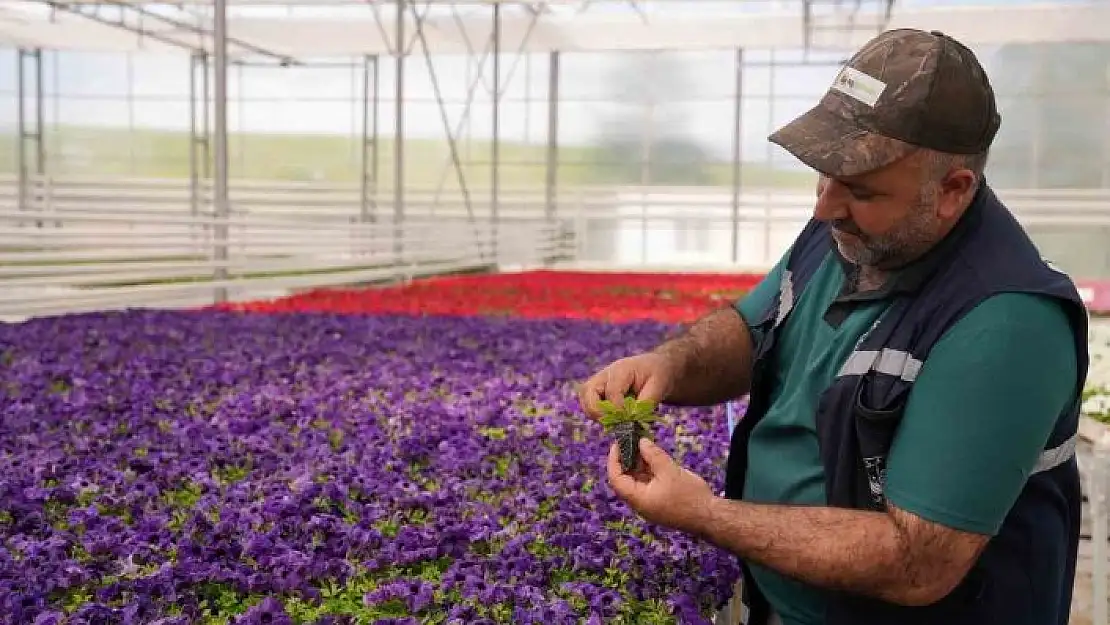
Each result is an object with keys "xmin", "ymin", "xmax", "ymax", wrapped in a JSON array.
[
  {"xmin": 1104, "ymin": 96, "xmax": 1110, "ymax": 189},
  {"xmin": 51, "ymin": 51, "xmax": 59, "ymax": 178},
  {"xmin": 640, "ymin": 98, "xmax": 654, "ymax": 265},
  {"xmin": 188, "ymin": 53, "xmax": 200, "ymax": 251},
  {"xmin": 34, "ymin": 49, "xmax": 44, "ymax": 182},
  {"xmin": 544, "ymin": 51, "xmax": 560, "ymax": 265},
  {"xmin": 393, "ymin": 0, "xmax": 405, "ymax": 263},
  {"xmin": 189, "ymin": 53, "xmax": 199, "ymax": 219},
  {"xmin": 212, "ymin": 0, "xmax": 230, "ymax": 303},
  {"xmin": 34, "ymin": 50, "xmax": 47, "ymax": 228},
  {"xmin": 127, "ymin": 53, "xmax": 135, "ymax": 173},
  {"xmin": 16, "ymin": 49, "xmax": 26, "ymax": 218},
  {"xmin": 1030, "ymin": 91, "xmax": 1041, "ymax": 189},
  {"xmin": 491, "ymin": 1, "xmax": 501, "ymax": 266},
  {"xmin": 203, "ymin": 53, "xmax": 211, "ymax": 180},
  {"xmin": 731, "ymin": 48, "xmax": 744, "ymax": 264},
  {"xmin": 372, "ymin": 54, "xmax": 380, "ymax": 215},
  {"xmin": 13, "ymin": 48, "xmax": 44, "ymax": 224},
  {"xmin": 802, "ymin": 1, "xmax": 813, "ymax": 59},
  {"xmin": 524, "ymin": 54, "xmax": 532, "ymax": 144},
  {"xmin": 236, "ymin": 63, "xmax": 244, "ymax": 174},
  {"xmin": 360, "ymin": 54, "xmax": 371, "ymax": 223},
  {"xmin": 764, "ymin": 49, "xmax": 775, "ymax": 264}
]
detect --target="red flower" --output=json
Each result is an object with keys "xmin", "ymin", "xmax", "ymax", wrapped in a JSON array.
[{"xmin": 206, "ymin": 270, "xmax": 766, "ymax": 324}]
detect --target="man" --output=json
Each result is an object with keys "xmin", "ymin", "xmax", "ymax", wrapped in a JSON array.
[{"xmin": 577, "ymin": 28, "xmax": 1089, "ymax": 625}]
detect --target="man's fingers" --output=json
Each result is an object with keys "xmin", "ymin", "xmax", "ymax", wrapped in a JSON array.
[
  {"xmin": 604, "ymin": 367, "xmax": 634, "ymax": 405},
  {"xmin": 577, "ymin": 384, "xmax": 597, "ymax": 418},
  {"xmin": 576, "ymin": 375, "xmax": 607, "ymax": 421},
  {"xmin": 637, "ymin": 373, "xmax": 667, "ymax": 404},
  {"xmin": 607, "ymin": 443, "xmax": 632, "ymax": 492},
  {"xmin": 638, "ymin": 438, "xmax": 674, "ymax": 472},
  {"xmin": 607, "ymin": 441, "xmax": 621, "ymax": 473},
  {"xmin": 578, "ymin": 355, "xmax": 673, "ymax": 424},
  {"xmin": 608, "ymin": 443, "xmax": 646, "ymax": 496}
]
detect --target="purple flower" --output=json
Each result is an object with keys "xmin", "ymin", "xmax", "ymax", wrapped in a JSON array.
[
  {"xmin": 0, "ymin": 310, "xmax": 740, "ymax": 622},
  {"xmin": 233, "ymin": 597, "xmax": 293, "ymax": 624}
]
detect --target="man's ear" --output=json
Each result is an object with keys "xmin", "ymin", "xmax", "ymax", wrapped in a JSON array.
[{"xmin": 936, "ymin": 169, "xmax": 977, "ymax": 220}]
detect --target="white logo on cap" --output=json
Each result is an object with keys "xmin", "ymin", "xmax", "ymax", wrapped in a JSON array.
[{"xmin": 831, "ymin": 66, "xmax": 887, "ymax": 107}]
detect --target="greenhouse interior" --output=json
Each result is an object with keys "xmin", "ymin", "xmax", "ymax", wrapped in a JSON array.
[{"xmin": 3, "ymin": 0, "xmax": 1110, "ymax": 622}]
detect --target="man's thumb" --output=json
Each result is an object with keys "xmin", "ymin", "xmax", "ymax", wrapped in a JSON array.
[{"xmin": 638, "ymin": 438, "xmax": 671, "ymax": 468}]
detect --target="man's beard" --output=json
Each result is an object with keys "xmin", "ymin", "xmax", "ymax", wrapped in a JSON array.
[{"xmin": 832, "ymin": 184, "xmax": 940, "ymax": 269}]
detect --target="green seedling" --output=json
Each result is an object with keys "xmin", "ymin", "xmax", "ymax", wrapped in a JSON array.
[{"xmin": 599, "ymin": 396, "xmax": 659, "ymax": 473}]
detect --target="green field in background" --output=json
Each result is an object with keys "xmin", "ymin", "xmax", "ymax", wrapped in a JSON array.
[{"xmin": 0, "ymin": 125, "xmax": 815, "ymax": 189}]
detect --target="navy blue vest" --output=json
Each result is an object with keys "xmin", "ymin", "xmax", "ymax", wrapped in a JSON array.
[{"xmin": 724, "ymin": 182, "xmax": 1089, "ymax": 625}]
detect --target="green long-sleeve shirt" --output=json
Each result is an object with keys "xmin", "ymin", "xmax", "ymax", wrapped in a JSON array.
[{"xmin": 732, "ymin": 250, "xmax": 1079, "ymax": 625}]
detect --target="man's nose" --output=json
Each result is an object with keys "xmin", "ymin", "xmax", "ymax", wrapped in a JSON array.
[{"xmin": 814, "ymin": 176, "xmax": 848, "ymax": 222}]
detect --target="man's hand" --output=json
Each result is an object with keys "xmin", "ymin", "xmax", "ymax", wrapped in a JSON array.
[
  {"xmin": 606, "ymin": 438, "xmax": 715, "ymax": 533},
  {"xmin": 577, "ymin": 353, "xmax": 677, "ymax": 422},
  {"xmin": 604, "ymin": 442, "xmax": 989, "ymax": 607},
  {"xmin": 577, "ymin": 306, "xmax": 756, "ymax": 421},
  {"xmin": 590, "ymin": 382, "xmax": 989, "ymax": 606}
]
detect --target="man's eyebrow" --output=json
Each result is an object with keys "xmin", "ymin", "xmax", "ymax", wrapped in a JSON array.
[{"xmin": 834, "ymin": 177, "xmax": 880, "ymax": 194}]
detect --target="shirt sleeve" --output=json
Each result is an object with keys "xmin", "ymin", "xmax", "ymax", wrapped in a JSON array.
[
  {"xmin": 883, "ymin": 291, "xmax": 1080, "ymax": 536},
  {"xmin": 733, "ymin": 250, "xmax": 789, "ymax": 327}
]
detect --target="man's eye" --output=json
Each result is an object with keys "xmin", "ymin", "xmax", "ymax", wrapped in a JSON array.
[{"xmin": 850, "ymin": 189, "xmax": 875, "ymax": 201}]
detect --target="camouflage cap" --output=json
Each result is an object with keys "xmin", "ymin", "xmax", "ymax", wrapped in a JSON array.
[{"xmin": 768, "ymin": 28, "xmax": 1001, "ymax": 177}]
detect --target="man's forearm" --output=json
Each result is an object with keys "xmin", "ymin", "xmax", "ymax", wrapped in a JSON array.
[
  {"xmin": 651, "ymin": 307, "xmax": 753, "ymax": 406},
  {"xmin": 687, "ymin": 497, "xmax": 982, "ymax": 607}
]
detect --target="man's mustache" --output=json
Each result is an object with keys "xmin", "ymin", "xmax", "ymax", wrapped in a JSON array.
[{"xmin": 832, "ymin": 219, "xmax": 864, "ymax": 237}]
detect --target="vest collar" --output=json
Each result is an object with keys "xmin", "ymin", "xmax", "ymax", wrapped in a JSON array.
[{"xmin": 824, "ymin": 180, "xmax": 989, "ymax": 326}]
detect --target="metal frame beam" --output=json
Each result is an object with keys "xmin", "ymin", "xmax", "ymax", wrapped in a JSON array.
[
  {"xmin": 360, "ymin": 53, "xmax": 380, "ymax": 224},
  {"xmin": 393, "ymin": 0, "xmax": 405, "ymax": 263},
  {"xmin": 410, "ymin": 1, "xmax": 478, "ymax": 224},
  {"xmin": 188, "ymin": 50, "xmax": 212, "ymax": 219},
  {"xmin": 211, "ymin": 0, "xmax": 230, "ymax": 303},
  {"xmin": 802, "ymin": 0, "xmax": 898, "ymax": 53},
  {"xmin": 36, "ymin": 0, "xmax": 299, "ymax": 63},
  {"xmin": 102, "ymin": 0, "xmax": 298, "ymax": 64},
  {"xmin": 14, "ymin": 2, "xmax": 1110, "ymax": 57},
  {"xmin": 490, "ymin": 0, "xmax": 500, "ymax": 265},
  {"xmin": 542, "ymin": 49, "xmax": 559, "ymax": 267},
  {"xmin": 13, "ymin": 0, "xmax": 565, "ymax": 279},
  {"xmin": 544, "ymin": 51, "xmax": 558, "ymax": 223},
  {"xmin": 39, "ymin": 1, "xmax": 201, "ymax": 52},
  {"xmin": 16, "ymin": 48, "xmax": 45, "ymax": 227},
  {"xmin": 730, "ymin": 47, "xmax": 743, "ymax": 264},
  {"xmin": 49, "ymin": 0, "xmax": 561, "ymax": 5},
  {"xmin": 16, "ymin": 49, "xmax": 26, "ymax": 217},
  {"xmin": 400, "ymin": 0, "xmax": 552, "ymax": 266}
]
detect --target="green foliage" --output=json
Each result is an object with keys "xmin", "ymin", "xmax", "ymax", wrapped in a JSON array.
[
  {"xmin": 1084, "ymin": 385, "xmax": 1110, "ymax": 424},
  {"xmin": 163, "ymin": 479, "xmax": 204, "ymax": 510},
  {"xmin": 598, "ymin": 396, "xmax": 660, "ymax": 473},
  {"xmin": 211, "ymin": 462, "xmax": 251, "ymax": 487},
  {"xmin": 196, "ymin": 582, "xmax": 263, "ymax": 624},
  {"xmin": 597, "ymin": 396, "xmax": 660, "ymax": 431}
]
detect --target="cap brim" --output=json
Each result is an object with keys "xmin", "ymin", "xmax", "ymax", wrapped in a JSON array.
[{"xmin": 768, "ymin": 102, "xmax": 918, "ymax": 178}]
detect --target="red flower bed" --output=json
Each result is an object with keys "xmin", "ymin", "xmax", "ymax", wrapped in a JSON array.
[{"xmin": 212, "ymin": 270, "xmax": 767, "ymax": 323}]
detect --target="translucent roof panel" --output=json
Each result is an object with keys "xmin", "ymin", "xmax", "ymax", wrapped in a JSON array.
[{"xmin": 1, "ymin": 1, "xmax": 1108, "ymax": 59}]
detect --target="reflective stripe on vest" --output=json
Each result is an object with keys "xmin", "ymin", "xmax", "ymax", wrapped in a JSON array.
[
  {"xmin": 837, "ymin": 347, "xmax": 1077, "ymax": 476},
  {"xmin": 1034, "ymin": 432, "xmax": 1077, "ymax": 474},
  {"xmin": 838, "ymin": 348, "xmax": 923, "ymax": 382},
  {"xmin": 774, "ymin": 269, "xmax": 795, "ymax": 329}
]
